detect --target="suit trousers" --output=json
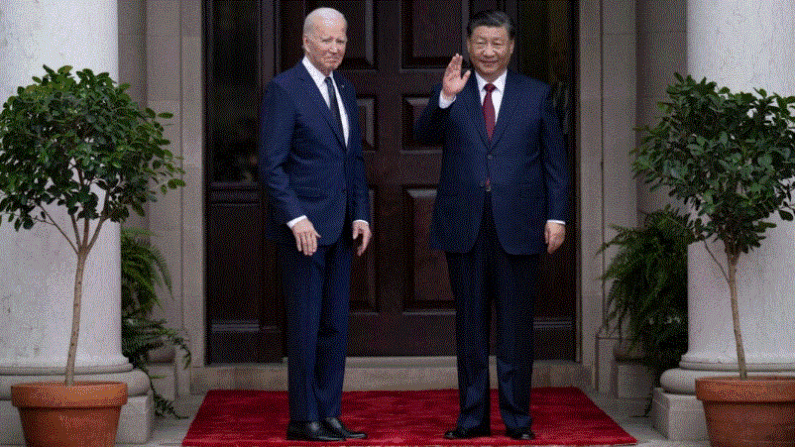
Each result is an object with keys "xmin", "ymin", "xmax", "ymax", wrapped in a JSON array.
[
  {"xmin": 445, "ymin": 193, "xmax": 539, "ymax": 431},
  {"xmin": 278, "ymin": 234, "xmax": 353, "ymax": 422}
]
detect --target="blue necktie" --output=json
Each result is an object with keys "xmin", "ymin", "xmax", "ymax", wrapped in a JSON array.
[{"xmin": 325, "ymin": 77, "xmax": 344, "ymax": 137}]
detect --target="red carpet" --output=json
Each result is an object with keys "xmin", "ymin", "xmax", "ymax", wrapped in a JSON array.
[{"xmin": 183, "ymin": 388, "xmax": 636, "ymax": 446}]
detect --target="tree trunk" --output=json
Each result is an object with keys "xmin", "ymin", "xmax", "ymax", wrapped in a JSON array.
[
  {"xmin": 65, "ymin": 248, "xmax": 88, "ymax": 386},
  {"xmin": 726, "ymin": 251, "xmax": 747, "ymax": 379}
]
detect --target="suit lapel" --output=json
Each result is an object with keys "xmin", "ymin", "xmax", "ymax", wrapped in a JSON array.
[
  {"xmin": 297, "ymin": 63, "xmax": 347, "ymax": 148},
  {"xmin": 462, "ymin": 75, "xmax": 489, "ymax": 146},
  {"xmin": 490, "ymin": 71, "xmax": 519, "ymax": 147}
]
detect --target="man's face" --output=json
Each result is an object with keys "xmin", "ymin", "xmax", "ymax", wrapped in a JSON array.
[
  {"xmin": 466, "ymin": 25, "xmax": 514, "ymax": 82},
  {"xmin": 303, "ymin": 16, "xmax": 347, "ymax": 76}
]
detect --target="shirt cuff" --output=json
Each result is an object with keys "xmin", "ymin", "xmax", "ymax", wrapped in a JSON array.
[
  {"xmin": 438, "ymin": 92, "xmax": 455, "ymax": 109},
  {"xmin": 289, "ymin": 217, "xmax": 369, "ymax": 229},
  {"xmin": 547, "ymin": 219, "xmax": 566, "ymax": 225},
  {"xmin": 286, "ymin": 215, "xmax": 307, "ymax": 228}
]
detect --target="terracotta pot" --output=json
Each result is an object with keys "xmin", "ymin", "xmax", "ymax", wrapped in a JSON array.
[
  {"xmin": 695, "ymin": 376, "xmax": 795, "ymax": 447},
  {"xmin": 11, "ymin": 381, "xmax": 128, "ymax": 447}
]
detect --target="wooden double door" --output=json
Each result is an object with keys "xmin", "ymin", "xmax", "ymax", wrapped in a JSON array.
[{"xmin": 205, "ymin": 0, "xmax": 576, "ymax": 363}]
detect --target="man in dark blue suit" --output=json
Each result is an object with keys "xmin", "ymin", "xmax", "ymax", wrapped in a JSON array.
[
  {"xmin": 414, "ymin": 10, "xmax": 568, "ymax": 441},
  {"xmin": 259, "ymin": 7, "xmax": 371, "ymax": 442}
]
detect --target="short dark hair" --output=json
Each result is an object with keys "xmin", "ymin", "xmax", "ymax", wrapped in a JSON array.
[{"xmin": 467, "ymin": 10, "xmax": 515, "ymax": 40}]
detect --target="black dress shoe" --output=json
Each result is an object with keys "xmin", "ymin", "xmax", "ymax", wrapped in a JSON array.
[
  {"xmin": 323, "ymin": 417, "xmax": 367, "ymax": 439},
  {"xmin": 286, "ymin": 421, "xmax": 343, "ymax": 441},
  {"xmin": 443, "ymin": 426, "xmax": 491, "ymax": 439},
  {"xmin": 506, "ymin": 427, "xmax": 536, "ymax": 440}
]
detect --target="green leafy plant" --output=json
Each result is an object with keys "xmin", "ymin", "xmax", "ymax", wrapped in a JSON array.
[
  {"xmin": 0, "ymin": 65, "xmax": 185, "ymax": 386},
  {"xmin": 600, "ymin": 207, "xmax": 694, "ymax": 383},
  {"xmin": 633, "ymin": 73, "xmax": 795, "ymax": 379},
  {"xmin": 121, "ymin": 227, "xmax": 191, "ymax": 418},
  {"xmin": 122, "ymin": 227, "xmax": 172, "ymax": 317},
  {"xmin": 122, "ymin": 317, "xmax": 190, "ymax": 418}
]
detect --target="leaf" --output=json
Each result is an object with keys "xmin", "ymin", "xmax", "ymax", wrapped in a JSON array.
[
  {"xmin": 633, "ymin": 75, "xmax": 795, "ymax": 258},
  {"xmin": 0, "ymin": 64, "xmax": 186, "ymax": 238}
]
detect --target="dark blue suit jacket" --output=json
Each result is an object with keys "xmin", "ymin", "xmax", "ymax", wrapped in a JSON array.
[
  {"xmin": 414, "ymin": 70, "xmax": 568, "ymax": 255},
  {"xmin": 259, "ymin": 62, "xmax": 370, "ymax": 246}
]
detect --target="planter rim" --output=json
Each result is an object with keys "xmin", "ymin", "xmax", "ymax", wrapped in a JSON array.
[
  {"xmin": 11, "ymin": 381, "xmax": 128, "ymax": 409},
  {"xmin": 696, "ymin": 375, "xmax": 795, "ymax": 403}
]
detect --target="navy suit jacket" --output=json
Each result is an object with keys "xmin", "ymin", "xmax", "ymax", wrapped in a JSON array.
[
  {"xmin": 414, "ymin": 70, "xmax": 568, "ymax": 255},
  {"xmin": 259, "ymin": 62, "xmax": 370, "ymax": 246}
]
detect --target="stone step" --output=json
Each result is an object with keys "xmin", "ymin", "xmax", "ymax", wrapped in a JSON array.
[{"xmin": 190, "ymin": 358, "xmax": 591, "ymax": 393}]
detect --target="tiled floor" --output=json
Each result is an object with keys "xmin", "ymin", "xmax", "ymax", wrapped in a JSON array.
[{"xmin": 117, "ymin": 391, "xmax": 710, "ymax": 447}]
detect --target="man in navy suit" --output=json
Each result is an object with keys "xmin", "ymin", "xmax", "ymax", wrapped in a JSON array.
[
  {"xmin": 414, "ymin": 10, "xmax": 568, "ymax": 441},
  {"xmin": 259, "ymin": 7, "xmax": 371, "ymax": 442}
]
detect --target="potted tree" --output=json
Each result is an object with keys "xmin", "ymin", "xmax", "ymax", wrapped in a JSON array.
[
  {"xmin": 0, "ymin": 65, "xmax": 184, "ymax": 447},
  {"xmin": 633, "ymin": 73, "xmax": 795, "ymax": 447}
]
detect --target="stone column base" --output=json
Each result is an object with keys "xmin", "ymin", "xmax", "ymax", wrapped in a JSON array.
[
  {"xmin": 651, "ymin": 387, "xmax": 707, "ymax": 441},
  {"xmin": 0, "ymin": 369, "xmax": 153, "ymax": 445}
]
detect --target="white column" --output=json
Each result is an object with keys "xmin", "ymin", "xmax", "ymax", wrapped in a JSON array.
[
  {"xmin": 682, "ymin": 239, "xmax": 795, "ymax": 370},
  {"xmin": 653, "ymin": 0, "xmax": 795, "ymax": 440},
  {"xmin": 0, "ymin": 2, "xmax": 156, "ymax": 444},
  {"xmin": 0, "ymin": 0, "xmax": 129, "ymax": 375}
]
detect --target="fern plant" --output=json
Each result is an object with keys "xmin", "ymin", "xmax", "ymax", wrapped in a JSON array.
[
  {"xmin": 122, "ymin": 227, "xmax": 172, "ymax": 317},
  {"xmin": 599, "ymin": 207, "xmax": 695, "ymax": 383},
  {"xmin": 121, "ymin": 227, "xmax": 191, "ymax": 418},
  {"xmin": 122, "ymin": 314, "xmax": 190, "ymax": 418}
]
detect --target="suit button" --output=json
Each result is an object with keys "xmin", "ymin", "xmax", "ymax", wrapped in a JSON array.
[{"xmin": 487, "ymin": 154, "xmax": 493, "ymax": 160}]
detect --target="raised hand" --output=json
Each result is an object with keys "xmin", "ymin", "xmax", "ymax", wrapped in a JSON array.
[{"xmin": 442, "ymin": 53, "xmax": 471, "ymax": 101}]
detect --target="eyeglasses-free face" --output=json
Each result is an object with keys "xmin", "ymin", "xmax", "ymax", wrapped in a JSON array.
[{"xmin": 466, "ymin": 25, "xmax": 515, "ymax": 83}]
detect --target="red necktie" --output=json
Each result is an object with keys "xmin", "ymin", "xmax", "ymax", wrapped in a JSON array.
[{"xmin": 483, "ymin": 83, "xmax": 496, "ymax": 140}]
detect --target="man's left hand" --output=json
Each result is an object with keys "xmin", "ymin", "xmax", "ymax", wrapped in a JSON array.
[
  {"xmin": 545, "ymin": 222, "xmax": 565, "ymax": 254},
  {"xmin": 352, "ymin": 221, "xmax": 372, "ymax": 256}
]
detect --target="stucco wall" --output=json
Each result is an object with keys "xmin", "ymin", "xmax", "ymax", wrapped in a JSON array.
[
  {"xmin": 636, "ymin": 0, "xmax": 687, "ymax": 217},
  {"xmin": 118, "ymin": 0, "xmax": 203, "ymax": 396}
]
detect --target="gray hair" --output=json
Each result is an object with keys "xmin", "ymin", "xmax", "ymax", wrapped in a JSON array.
[{"xmin": 303, "ymin": 7, "xmax": 347, "ymax": 36}]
